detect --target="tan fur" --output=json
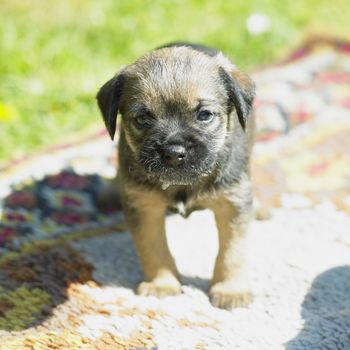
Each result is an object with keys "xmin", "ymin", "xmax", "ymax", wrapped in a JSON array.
[
  {"xmin": 122, "ymin": 48, "xmax": 229, "ymax": 114},
  {"xmin": 118, "ymin": 171, "xmax": 253, "ymax": 308},
  {"xmin": 121, "ymin": 185, "xmax": 181, "ymax": 296},
  {"xmin": 208, "ymin": 197, "xmax": 253, "ymax": 307}
]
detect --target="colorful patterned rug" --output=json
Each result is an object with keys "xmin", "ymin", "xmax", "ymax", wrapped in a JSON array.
[{"xmin": 1, "ymin": 38, "xmax": 350, "ymax": 349}]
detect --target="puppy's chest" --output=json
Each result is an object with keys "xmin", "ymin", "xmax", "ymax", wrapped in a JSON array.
[{"xmin": 166, "ymin": 189, "xmax": 205, "ymax": 218}]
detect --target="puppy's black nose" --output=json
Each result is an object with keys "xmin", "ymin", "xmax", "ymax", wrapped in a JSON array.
[{"xmin": 163, "ymin": 145, "xmax": 186, "ymax": 167}]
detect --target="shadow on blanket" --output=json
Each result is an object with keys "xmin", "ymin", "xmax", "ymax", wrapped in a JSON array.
[
  {"xmin": 0, "ymin": 171, "xmax": 209, "ymax": 331},
  {"xmin": 287, "ymin": 266, "xmax": 350, "ymax": 349}
]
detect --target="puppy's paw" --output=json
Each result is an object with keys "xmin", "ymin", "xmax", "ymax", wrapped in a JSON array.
[
  {"xmin": 137, "ymin": 279, "xmax": 181, "ymax": 298},
  {"xmin": 209, "ymin": 282, "xmax": 252, "ymax": 309},
  {"xmin": 254, "ymin": 199, "xmax": 271, "ymax": 220},
  {"xmin": 255, "ymin": 206, "xmax": 271, "ymax": 221}
]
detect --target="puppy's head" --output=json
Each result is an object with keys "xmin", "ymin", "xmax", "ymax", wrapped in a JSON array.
[{"xmin": 97, "ymin": 46, "xmax": 255, "ymax": 186}]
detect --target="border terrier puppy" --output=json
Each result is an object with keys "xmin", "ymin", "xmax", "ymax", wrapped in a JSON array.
[{"xmin": 96, "ymin": 43, "xmax": 255, "ymax": 309}]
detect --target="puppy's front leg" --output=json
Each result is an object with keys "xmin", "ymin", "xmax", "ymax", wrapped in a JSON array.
[
  {"xmin": 209, "ymin": 198, "xmax": 253, "ymax": 309},
  {"xmin": 123, "ymin": 188, "xmax": 181, "ymax": 298}
]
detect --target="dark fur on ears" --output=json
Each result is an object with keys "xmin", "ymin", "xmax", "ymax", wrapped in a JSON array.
[
  {"xmin": 218, "ymin": 67, "xmax": 255, "ymax": 130},
  {"xmin": 96, "ymin": 74, "xmax": 125, "ymax": 140}
]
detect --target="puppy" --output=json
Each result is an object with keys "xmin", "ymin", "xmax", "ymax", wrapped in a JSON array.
[{"xmin": 96, "ymin": 43, "xmax": 255, "ymax": 309}]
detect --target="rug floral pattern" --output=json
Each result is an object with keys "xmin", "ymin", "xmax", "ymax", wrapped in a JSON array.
[{"xmin": 0, "ymin": 38, "xmax": 350, "ymax": 350}]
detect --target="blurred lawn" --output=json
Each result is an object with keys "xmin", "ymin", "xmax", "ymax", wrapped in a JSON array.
[{"xmin": 0, "ymin": 0, "xmax": 349, "ymax": 163}]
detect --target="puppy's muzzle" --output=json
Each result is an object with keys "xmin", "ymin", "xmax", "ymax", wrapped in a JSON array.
[{"xmin": 162, "ymin": 144, "xmax": 186, "ymax": 167}]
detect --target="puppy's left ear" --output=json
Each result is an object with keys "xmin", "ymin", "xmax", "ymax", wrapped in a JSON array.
[
  {"xmin": 96, "ymin": 73, "xmax": 125, "ymax": 140},
  {"xmin": 219, "ymin": 67, "xmax": 255, "ymax": 130}
]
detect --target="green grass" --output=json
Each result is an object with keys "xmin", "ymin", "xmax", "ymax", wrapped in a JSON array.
[{"xmin": 0, "ymin": 0, "xmax": 349, "ymax": 163}]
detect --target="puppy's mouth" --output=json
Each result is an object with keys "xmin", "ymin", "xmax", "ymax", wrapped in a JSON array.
[
  {"xmin": 138, "ymin": 144, "xmax": 215, "ymax": 186},
  {"xmin": 142, "ymin": 159, "xmax": 213, "ymax": 186},
  {"xmin": 158, "ymin": 167, "xmax": 212, "ymax": 189}
]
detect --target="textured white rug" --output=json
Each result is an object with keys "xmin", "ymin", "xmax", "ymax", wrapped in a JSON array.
[{"xmin": 71, "ymin": 205, "xmax": 350, "ymax": 350}]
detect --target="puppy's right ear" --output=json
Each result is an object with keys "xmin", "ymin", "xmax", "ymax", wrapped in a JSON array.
[{"xmin": 96, "ymin": 73, "xmax": 125, "ymax": 140}]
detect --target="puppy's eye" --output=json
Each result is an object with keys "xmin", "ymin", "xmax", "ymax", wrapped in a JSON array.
[
  {"xmin": 134, "ymin": 113, "xmax": 153, "ymax": 129},
  {"xmin": 197, "ymin": 110, "xmax": 215, "ymax": 123}
]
